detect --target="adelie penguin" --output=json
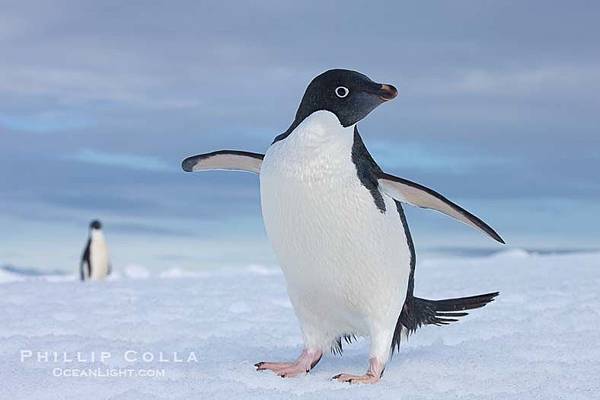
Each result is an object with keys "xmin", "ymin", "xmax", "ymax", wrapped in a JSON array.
[
  {"xmin": 80, "ymin": 220, "xmax": 111, "ymax": 281},
  {"xmin": 182, "ymin": 69, "xmax": 504, "ymax": 383}
]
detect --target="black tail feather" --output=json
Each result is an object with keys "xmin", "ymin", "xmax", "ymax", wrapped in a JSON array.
[
  {"xmin": 392, "ymin": 291, "xmax": 499, "ymax": 352},
  {"xmin": 331, "ymin": 334, "xmax": 357, "ymax": 355}
]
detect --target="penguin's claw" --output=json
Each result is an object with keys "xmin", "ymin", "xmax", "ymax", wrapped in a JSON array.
[
  {"xmin": 255, "ymin": 361, "xmax": 294, "ymax": 372},
  {"xmin": 332, "ymin": 358, "xmax": 383, "ymax": 384},
  {"xmin": 276, "ymin": 364, "xmax": 310, "ymax": 378},
  {"xmin": 255, "ymin": 349, "xmax": 323, "ymax": 378},
  {"xmin": 332, "ymin": 372, "xmax": 380, "ymax": 384},
  {"xmin": 254, "ymin": 361, "xmax": 308, "ymax": 377}
]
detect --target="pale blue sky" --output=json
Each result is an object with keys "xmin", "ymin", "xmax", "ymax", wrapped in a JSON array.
[{"xmin": 1, "ymin": 1, "xmax": 599, "ymax": 270}]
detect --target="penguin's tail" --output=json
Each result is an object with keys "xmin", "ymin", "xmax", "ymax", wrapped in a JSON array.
[{"xmin": 392, "ymin": 291, "xmax": 499, "ymax": 352}]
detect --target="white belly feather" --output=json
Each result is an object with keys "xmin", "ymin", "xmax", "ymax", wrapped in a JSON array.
[
  {"xmin": 90, "ymin": 231, "xmax": 110, "ymax": 280},
  {"xmin": 260, "ymin": 111, "xmax": 411, "ymax": 348}
]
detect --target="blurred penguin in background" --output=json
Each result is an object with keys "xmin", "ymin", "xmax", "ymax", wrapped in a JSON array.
[{"xmin": 80, "ymin": 220, "xmax": 111, "ymax": 281}]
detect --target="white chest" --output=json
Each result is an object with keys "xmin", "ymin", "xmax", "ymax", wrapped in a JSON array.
[
  {"xmin": 89, "ymin": 231, "xmax": 109, "ymax": 279},
  {"xmin": 259, "ymin": 111, "xmax": 411, "ymax": 332}
]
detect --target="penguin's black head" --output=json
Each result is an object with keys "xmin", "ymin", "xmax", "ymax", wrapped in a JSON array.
[
  {"xmin": 294, "ymin": 69, "xmax": 397, "ymax": 127},
  {"xmin": 90, "ymin": 220, "xmax": 102, "ymax": 230}
]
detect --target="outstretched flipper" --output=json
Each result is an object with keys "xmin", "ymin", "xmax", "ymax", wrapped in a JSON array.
[
  {"xmin": 378, "ymin": 172, "xmax": 504, "ymax": 244},
  {"xmin": 182, "ymin": 150, "xmax": 264, "ymax": 174}
]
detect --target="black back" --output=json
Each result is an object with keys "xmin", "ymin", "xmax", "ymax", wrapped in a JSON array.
[
  {"xmin": 80, "ymin": 238, "xmax": 91, "ymax": 281},
  {"xmin": 80, "ymin": 219, "xmax": 101, "ymax": 280}
]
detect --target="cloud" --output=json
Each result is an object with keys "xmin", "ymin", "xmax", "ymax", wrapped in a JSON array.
[
  {"xmin": 451, "ymin": 66, "xmax": 600, "ymax": 96},
  {"xmin": 68, "ymin": 149, "xmax": 174, "ymax": 172},
  {"xmin": 109, "ymin": 222, "xmax": 193, "ymax": 237},
  {"xmin": 404, "ymin": 65, "xmax": 600, "ymax": 99},
  {"xmin": 0, "ymin": 66, "xmax": 203, "ymax": 109},
  {"xmin": 370, "ymin": 141, "xmax": 509, "ymax": 174},
  {"xmin": 0, "ymin": 112, "xmax": 92, "ymax": 133}
]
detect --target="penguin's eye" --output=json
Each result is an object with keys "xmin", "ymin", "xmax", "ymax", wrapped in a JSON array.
[{"xmin": 335, "ymin": 86, "xmax": 350, "ymax": 98}]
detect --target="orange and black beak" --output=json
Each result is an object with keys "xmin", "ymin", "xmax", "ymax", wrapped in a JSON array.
[
  {"xmin": 364, "ymin": 81, "xmax": 398, "ymax": 102},
  {"xmin": 377, "ymin": 84, "xmax": 398, "ymax": 101}
]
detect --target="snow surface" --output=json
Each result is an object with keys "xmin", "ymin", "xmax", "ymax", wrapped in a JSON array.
[{"xmin": 1, "ymin": 250, "xmax": 599, "ymax": 399}]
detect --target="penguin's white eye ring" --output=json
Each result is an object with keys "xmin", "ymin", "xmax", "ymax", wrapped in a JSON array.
[{"xmin": 335, "ymin": 86, "xmax": 350, "ymax": 98}]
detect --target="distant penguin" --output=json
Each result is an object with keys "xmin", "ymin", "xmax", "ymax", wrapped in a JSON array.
[
  {"xmin": 80, "ymin": 220, "xmax": 111, "ymax": 281},
  {"xmin": 181, "ymin": 69, "xmax": 504, "ymax": 383}
]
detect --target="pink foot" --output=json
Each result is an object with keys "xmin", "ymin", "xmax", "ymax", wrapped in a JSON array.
[
  {"xmin": 255, "ymin": 349, "xmax": 322, "ymax": 378},
  {"xmin": 332, "ymin": 372, "xmax": 380, "ymax": 384},
  {"xmin": 332, "ymin": 357, "xmax": 384, "ymax": 384}
]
